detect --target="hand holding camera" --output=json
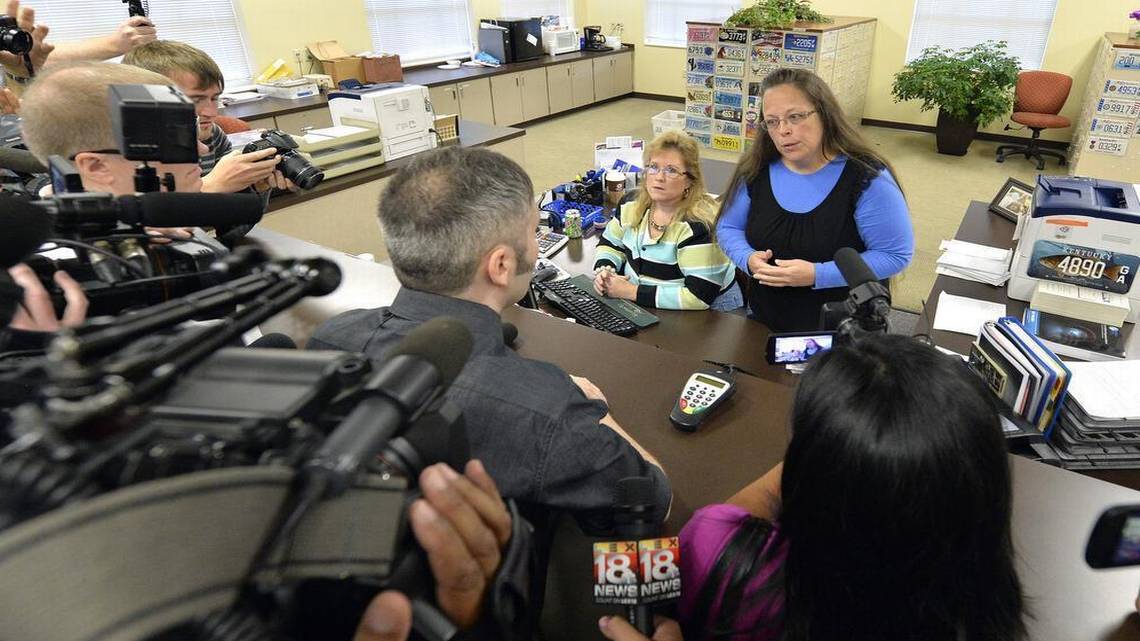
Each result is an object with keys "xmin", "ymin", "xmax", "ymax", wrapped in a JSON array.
[
  {"xmin": 201, "ymin": 144, "xmax": 283, "ymax": 194},
  {"xmin": 111, "ymin": 15, "xmax": 156, "ymax": 55},
  {"xmin": 0, "ymin": 0, "xmax": 52, "ymax": 81}
]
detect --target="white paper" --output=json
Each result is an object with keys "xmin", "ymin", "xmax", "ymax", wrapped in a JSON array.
[
  {"xmin": 935, "ymin": 252, "xmax": 1010, "ymax": 275},
  {"xmin": 932, "ymin": 292, "xmax": 1007, "ymax": 336},
  {"xmin": 604, "ymin": 136, "xmax": 633, "ymax": 148},
  {"xmin": 938, "ymin": 239, "xmax": 1012, "ymax": 262},
  {"xmin": 1067, "ymin": 361, "xmax": 1140, "ymax": 420}
]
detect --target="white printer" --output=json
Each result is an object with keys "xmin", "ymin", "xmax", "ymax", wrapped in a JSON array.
[
  {"xmin": 327, "ymin": 84, "xmax": 437, "ymax": 162},
  {"xmin": 1008, "ymin": 176, "xmax": 1140, "ymax": 322}
]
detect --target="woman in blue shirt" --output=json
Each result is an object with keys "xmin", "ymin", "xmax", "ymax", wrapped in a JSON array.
[{"xmin": 716, "ymin": 68, "xmax": 914, "ymax": 331}]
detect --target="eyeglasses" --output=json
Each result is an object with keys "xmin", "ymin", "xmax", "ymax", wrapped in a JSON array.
[
  {"xmin": 645, "ymin": 163, "xmax": 692, "ymax": 180},
  {"xmin": 760, "ymin": 110, "xmax": 817, "ymax": 131}
]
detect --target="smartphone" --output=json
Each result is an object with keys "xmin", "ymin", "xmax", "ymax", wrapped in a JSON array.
[
  {"xmin": 765, "ymin": 331, "xmax": 837, "ymax": 365},
  {"xmin": 1086, "ymin": 504, "xmax": 1140, "ymax": 568}
]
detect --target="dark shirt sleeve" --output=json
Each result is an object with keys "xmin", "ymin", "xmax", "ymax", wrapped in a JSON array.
[{"xmin": 538, "ymin": 389, "xmax": 672, "ymax": 535}]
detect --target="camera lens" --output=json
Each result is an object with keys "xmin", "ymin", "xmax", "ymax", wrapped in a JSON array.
[
  {"xmin": 0, "ymin": 18, "xmax": 32, "ymax": 55},
  {"xmin": 278, "ymin": 152, "xmax": 324, "ymax": 190}
]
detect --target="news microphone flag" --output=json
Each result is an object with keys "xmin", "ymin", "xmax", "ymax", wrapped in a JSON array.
[{"xmin": 593, "ymin": 536, "xmax": 681, "ymax": 606}]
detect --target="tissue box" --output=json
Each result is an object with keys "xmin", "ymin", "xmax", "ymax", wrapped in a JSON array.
[
  {"xmin": 306, "ymin": 40, "xmax": 365, "ymax": 87},
  {"xmin": 362, "ymin": 54, "xmax": 403, "ymax": 83}
]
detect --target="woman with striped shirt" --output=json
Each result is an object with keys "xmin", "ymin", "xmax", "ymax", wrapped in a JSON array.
[{"xmin": 592, "ymin": 130, "xmax": 741, "ymax": 311}]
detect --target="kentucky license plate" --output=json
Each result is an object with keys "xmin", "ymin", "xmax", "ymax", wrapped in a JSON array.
[{"xmin": 1027, "ymin": 240, "xmax": 1139, "ymax": 294}]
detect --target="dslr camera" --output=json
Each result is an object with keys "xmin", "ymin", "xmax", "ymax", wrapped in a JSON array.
[
  {"xmin": 242, "ymin": 130, "xmax": 325, "ymax": 190},
  {"xmin": 0, "ymin": 16, "xmax": 32, "ymax": 56}
]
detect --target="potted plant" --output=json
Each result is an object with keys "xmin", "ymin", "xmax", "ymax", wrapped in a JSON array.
[
  {"xmin": 891, "ymin": 41, "xmax": 1021, "ymax": 156},
  {"xmin": 725, "ymin": 0, "xmax": 831, "ymax": 29}
]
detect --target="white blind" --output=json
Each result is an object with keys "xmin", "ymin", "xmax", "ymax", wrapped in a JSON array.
[
  {"xmin": 32, "ymin": 0, "xmax": 253, "ymax": 84},
  {"xmin": 364, "ymin": 0, "xmax": 473, "ymax": 66},
  {"xmin": 500, "ymin": 1, "xmax": 573, "ymax": 25},
  {"xmin": 905, "ymin": 0, "xmax": 1059, "ymax": 70},
  {"xmin": 645, "ymin": 0, "xmax": 739, "ymax": 48}
]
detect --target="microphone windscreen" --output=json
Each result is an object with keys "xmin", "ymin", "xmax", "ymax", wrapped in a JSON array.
[
  {"xmin": 501, "ymin": 321, "xmax": 518, "ymax": 346},
  {"xmin": 389, "ymin": 316, "xmax": 474, "ymax": 389},
  {"xmin": 117, "ymin": 192, "xmax": 264, "ymax": 229},
  {"xmin": 834, "ymin": 247, "xmax": 878, "ymax": 289},
  {"xmin": 0, "ymin": 194, "xmax": 51, "ymax": 268},
  {"xmin": 0, "ymin": 147, "xmax": 48, "ymax": 174},
  {"xmin": 248, "ymin": 332, "xmax": 297, "ymax": 349}
]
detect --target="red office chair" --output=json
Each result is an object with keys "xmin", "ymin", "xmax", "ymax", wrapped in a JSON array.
[
  {"xmin": 214, "ymin": 115, "xmax": 252, "ymax": 134},
  {"xmin": 995, "ymin": 71, "xmax": 1071, "ymax": 170}
]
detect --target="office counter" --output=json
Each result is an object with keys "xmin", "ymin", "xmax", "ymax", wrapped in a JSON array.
[{"xmin": 248, "ymin": 228, "xmax": 1140, "ymax": 641}]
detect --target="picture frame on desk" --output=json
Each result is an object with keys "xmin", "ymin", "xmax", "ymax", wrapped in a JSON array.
[{"xmin": 989, "ymin": 177, "xmax": 1034, "ymax": 222}]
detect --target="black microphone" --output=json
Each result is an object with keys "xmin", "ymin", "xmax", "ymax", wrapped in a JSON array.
[
  {"xmin": 0, "ymin": 194, "xmax": 52, "ymax": 269},
  {"xmin": 614, "ymin": 477, "xmax": 662, "ymax": 636},
  {"xmin": 502, "ymin": 321, "xmax": 518, "ymax": 347},
  {"xmin": 115, "ymin": 192, "xmax": 264, "ymax": 229},
  {"xmin": 247, "ymin": 332, "xmax": 296, "ymax": 349},
  {"xmin": 833, "ymin": 247, "xmax": 891, "ymax": 319},
  {"xmin": 304, "ymin": 316, "xmax": 474, "ymax": 496}
]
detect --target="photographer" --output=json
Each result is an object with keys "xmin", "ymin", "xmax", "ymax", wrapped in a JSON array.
[
  {"xmin": 123, "ymin": 41, "xmax": 295, "ymax": 195},
  {"xmin": 19, "ymin": 61, "xmax": 204, "ymax": 241}
]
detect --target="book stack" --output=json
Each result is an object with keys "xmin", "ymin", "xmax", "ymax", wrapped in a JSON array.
[
  {"xmin": 967, "ymin": 317, "xmax": 1071, "ymax": 438},
  {"xmin": 1048, "ymin": 361, "xmax": 1140, "ymax": 469},
  {"xmin": 1031, "ymin": 280, "xmax": 1130, "ymax": 327},
  {"xmin": 1022, "ymin": 309, "xmax": 1126, "ymax": 361},
  {"xmin": 935, "ymin": 240, "xmax": 1012, "ymax": 286}
]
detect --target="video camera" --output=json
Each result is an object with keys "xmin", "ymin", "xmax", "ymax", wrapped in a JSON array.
[{"xmin": 0, "ymin": 247, "xmax": 537, "ymax": 641}]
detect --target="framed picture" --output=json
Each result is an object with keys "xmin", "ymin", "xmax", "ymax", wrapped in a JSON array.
[{"xmin": 989, "ymin": 178, "xmax": 1034, "ymax": 222}]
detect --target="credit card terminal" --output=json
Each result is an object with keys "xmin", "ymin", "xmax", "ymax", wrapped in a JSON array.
[{"xmin": 669, "ymin": 366, "xmax": 736, "ymax": 432}]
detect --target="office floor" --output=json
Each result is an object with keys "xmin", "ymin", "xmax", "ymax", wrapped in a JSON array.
[{"xmin": 520, "ymin": 97, "xmax": 1046, "ymax": 313}]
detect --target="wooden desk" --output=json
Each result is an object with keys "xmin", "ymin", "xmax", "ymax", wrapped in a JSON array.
[{"xmin": 249, "ymin": 230, "xmax": 1140, "ymax": 641}]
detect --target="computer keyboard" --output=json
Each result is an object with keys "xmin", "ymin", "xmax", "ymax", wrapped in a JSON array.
[{"xmin": 534, "ymin": 278, "xmax": 638, "ymax": 336}]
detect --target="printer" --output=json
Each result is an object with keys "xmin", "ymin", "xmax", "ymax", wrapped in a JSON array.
[
  {"xmin": 1008, "ymin": 175, "xmax": 1140, "ymax": 322},
  {"xmin": 327, "ymin": 84, "xmax": 437, "ymax": 162}
]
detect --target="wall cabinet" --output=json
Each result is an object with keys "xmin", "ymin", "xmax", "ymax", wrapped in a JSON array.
[{"xmin": 427, "ymin": 78, "xmax": 494, "ymax": 124}]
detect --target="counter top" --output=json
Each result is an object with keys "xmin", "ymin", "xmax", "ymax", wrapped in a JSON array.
[
  {"xmin": 264, "ymin": 119, "xmax": 524, "ymax": 212},
  {"xmin": 1107, "ymin": 32, "xmax": 1140, "ymax": 49},
  {"xmin": 221, "ymin": 45, "xmax": 634, "ymax": 122},
  {"xmin": 686, "ymin": 16, "xmax": 876, "ymax": 32}
]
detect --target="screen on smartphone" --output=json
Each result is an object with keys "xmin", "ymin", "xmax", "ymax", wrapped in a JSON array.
[
  {"xmin": 1114, "ymin": 515, "xmax": 1140, "ymax": 565},
  {"xmin": 772, "ymin": 334, "xmax": 833, "ymax": 364}
]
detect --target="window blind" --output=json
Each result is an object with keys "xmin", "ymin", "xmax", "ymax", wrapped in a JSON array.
[
  {"xmin": 644, "ymin": 0, "xmax": 739, "ymax": 48},
  {"xmin": 32, "ymin": 0, "xmax": 254, "ymax": 84},
  {"xmin": 905, "ymin": 0, "xmax": 1059, "ymax": 70},
  {"xmin": 363, "ymin": 0, "xmax": 473, "ymax": 66},
  {"xmin": 499, "ymin": 0, "xmax": 573, "ymax": 26}
]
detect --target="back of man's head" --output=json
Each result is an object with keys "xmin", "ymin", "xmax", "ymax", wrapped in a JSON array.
[
  {"xmin": 122, "ymin": 40, "xmax": 225, "ymax": 91},
  {"xmin": 20, "ymin": 61, "xmax": 173, "ymax": 163},
  {"xmin": 379, "ymin": 147, "xmax": 534, "ymax": 294}
]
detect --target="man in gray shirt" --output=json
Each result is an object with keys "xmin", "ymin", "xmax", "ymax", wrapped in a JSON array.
[{"xmin": 308, "ymin": 147, "xmax": 670, "ymax": 534}]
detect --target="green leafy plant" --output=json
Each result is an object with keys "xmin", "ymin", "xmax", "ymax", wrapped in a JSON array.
[
  {"xmin": 891, "ymin": 40, "xmax": 1021, "ymax": 126},
  {"xmin": 725, "ymin": 0, "xmax": 832, "ymax": 29}
]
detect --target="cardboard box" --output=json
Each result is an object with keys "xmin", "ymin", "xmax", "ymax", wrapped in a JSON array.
[
  {"xmin": 362, "ymin": 54, "xmax": 403, "ymax": 83},
  {"xmin": 306, "ymin": 40, "xmax": 365, "ymax": 87}
]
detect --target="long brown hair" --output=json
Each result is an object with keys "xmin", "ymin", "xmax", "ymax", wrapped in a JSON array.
[
  {"xmin": 629, "ymin": 129, "xmax": 718, "ymax": 230},
  {"xmin": 715, "ymin": 68, "xmax": 903, "ymax": 225}
]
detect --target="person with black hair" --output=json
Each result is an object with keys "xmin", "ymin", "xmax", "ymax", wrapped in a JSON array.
[
  {"xmin": 715, "ymin": 68, "xmax": 914, "ymax": 331},
  {"xmin": 597, "ymin": 334, "xmax": 1025, "ymax": 641}
]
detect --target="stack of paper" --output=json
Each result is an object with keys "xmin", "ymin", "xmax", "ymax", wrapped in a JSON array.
[{"xmin": 935, "ymin": 240, "xmax": 1012, "ymax": 285}]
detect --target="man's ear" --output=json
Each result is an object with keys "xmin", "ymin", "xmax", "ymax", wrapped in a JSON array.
[
  {"xmin": 72, "ymin": 152, "xmax": 115, "ymax": 191},
  {"xmin": 484, "ymin": 244, "xmax": 514, "ymax": 288}
]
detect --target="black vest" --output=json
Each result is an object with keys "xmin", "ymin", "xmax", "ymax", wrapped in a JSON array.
[{"xmin": 744, "ymin": 160, "xmax": 869, "ymax": 332}]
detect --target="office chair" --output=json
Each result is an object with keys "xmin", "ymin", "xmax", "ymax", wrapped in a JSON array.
[
  {"xmin": 995, "ymin": 70, "xmax": 1072, "ymax": 171},
  {"xmin": 214, "ymin": 115, "xmax": 252, "ymax": 134}
]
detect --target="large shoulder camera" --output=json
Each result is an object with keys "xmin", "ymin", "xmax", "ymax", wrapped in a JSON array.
[{"xmin": 242, "ymin": 130, "xmax": 325, "ymax": 190}]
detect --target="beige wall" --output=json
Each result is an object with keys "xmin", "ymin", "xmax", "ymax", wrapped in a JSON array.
[{"xmin": 580, "ymin": 0, "xmax": 1136, "ymax": 142}]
